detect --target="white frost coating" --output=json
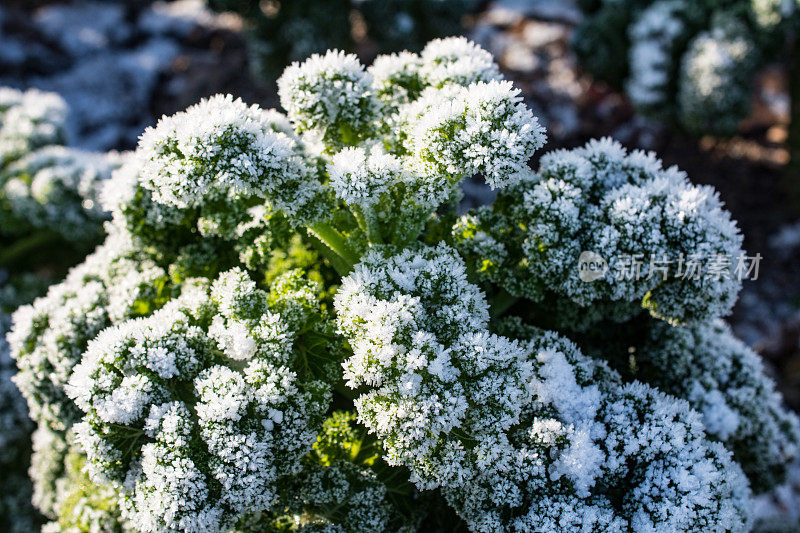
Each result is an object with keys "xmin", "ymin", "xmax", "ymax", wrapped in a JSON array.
[
  {"xmin": 98, "ymin": 156, "xmax": 188, "ymax": 232},
  {"xmin": 368, "ymin": 51, "xmax": 423, "ymax": 110},
  {"xmin": 328, "ymin": 143, "xmax": 454, "ymax": 211},
  {"xmin": 682, "ymin": 30, "xmax": 748, "ymax": 99},
  {"xmin": 277, "ymin": 49, "xmax": 378, "ymax": 146},
  {"xmin": 2, "ymin": 145, "xmax": 124, "ymax": 241},
  {"xmin": 137, "ymin": 94, "xmax": 317, "ymax": 217},
  {"xmin": 677, "ymin": 17, "xmax": 755, "ymax": 136},
  {"xmin": 328, "ymin": 145, "xmax": 403, "ymax": 208},
  {"xmin": 368, "ymin": 38, "xmax": 501, "ymax": 125},
  {"xmin": 455, "ymin": 137, "xmax": 743, "ymax": 328},
  {"xmin": 335, "ymin": 243, "xmax": 752, "ymax": 532},
  {"xmin": 124, "ymin": 37, "xmax": 544, "ymax": 241},
  {"xmin": 693, "ymin": 388, "xmax": 740, "ymax": 441},
  {"xmin": 626, "ymin": 1, "xmax": 686, "ymax": 110},
  {"xmin": 754, "ymin": 458, "xmax": 800, "ymax": 531},
  {"xmin": 6, "ymin": 36, "xmax": 785, "ymax": 532},
  {"xmin": 419, "ymin": 36, "xmax": 502, "ymax": 88},
  {"xmin": 0, "ymin": 87, "xmax": 68, "ymax": 163},
  {"xmin": 401, "ymin": 80, "xmax": 546, "ymax": 189},
  {"xmin": 8, "ymin": 226, "xmax": 171, "ymax": 430},
  {"xmin": 638, "ymin": 320, "xmax": 800, "ymax": 493},
  {"xmin": 66, "ymin": 268, "xmax": 329, "ymax": 532}
]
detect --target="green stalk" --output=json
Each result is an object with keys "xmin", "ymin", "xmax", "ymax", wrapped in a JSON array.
[
  {"xmin": 307, "ymin": 233, "xmax": 352, "ymax": 276},
  {"xmin": 393, "ymin": 218, "xmax": 426, "ymax": 248},
  {"xmin": 389, "ymin": 201, "xmax": 431, "ymax": 247},
  {"xmin": 362, "ymin": 207, "xmax": 383, "ymax": 245},
  {"xmin": 308, "ymin": 222, "xmax": 360, "ymax": 268},
  {"xmin": 352, "ymin": 205, "xmax": 383, "ymax": 245},
  {"xmin": 352, "ymin": 208, "xmax": 368, "ymax": 233}
]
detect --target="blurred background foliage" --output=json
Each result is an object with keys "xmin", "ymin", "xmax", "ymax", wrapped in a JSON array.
[
  {"xmin": 206, "ymin": 0, "xmax": 478, "ymax": 76},
  {"xmin": 573, "ymin": 0, "xmax": 799, "ymax": 138}
]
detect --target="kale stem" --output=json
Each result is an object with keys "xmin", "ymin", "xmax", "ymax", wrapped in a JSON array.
[
  {"xmin": 307, "ymin": 233, "xmax": 351, "ymax": 276},
  {"xmin": 393, "ymin": 218, "xmax": 426, "ymax": 247},
  {"xmin": 352, "ymin": 205, "xmax": 383, "ymax": 245},
  {"xmin": 362, "ymin": 206, "xmax": 383, "ymax": 245},
  {"xmin": 308, "ymin": 222, "xmax": 360, "ymax": 270},
  {"xmin": 352, "ymin": 207, "xmax": 368, "ymax": 233}
]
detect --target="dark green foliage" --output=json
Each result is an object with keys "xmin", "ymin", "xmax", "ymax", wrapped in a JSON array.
[
  {"xmin": 573, "ymin": 2, "xmax": 635, "ymax": 87},
  {"xmin": 207, "ymin": 0, "xmax": 474, "ymax": 77},
  {"xmin": 573, "ymin": 0, "xmax": 795, "ymax": 137}
]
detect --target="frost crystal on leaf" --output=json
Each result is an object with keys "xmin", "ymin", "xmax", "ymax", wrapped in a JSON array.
[
  {"xmin": 419, "ymin": 36, "xmax": 502, "ymax": 88},
  {"xmin": 138, "ymin": 94, "xmax": 319, "ymax": 218},
  {"xmin": 631, "ymin": 320, "xmax": 800, "ymax": 493},
  {"xmin": 336, "ymin": 244, "xmax": 752, "ymax": 532},
  {"xmin": 0, "ymin": 87, "xmax": 69, "ymax": 164},
  {"xmin": 278, "ymin": 50, "xmax": 378, "ymax": 148},
  {"xmin": 456, "ymin": 137, "xmax": 743, "ymax": 329},
  {"xmin": 401, "ymin": 80, "xmax": 546, "ymax": 190},
  {"xmin": 677, "ymin": 15, "xmax": 757, "ymax": 136},
  {"xmin": 9, "ymin": 227, "xmax": 174, "ymax": 430},
  {"xmin": 1, "ymin": 146, "xmax": 123, "ymax": 241},
  {"xmin": 67, "ymin": 269, "xmax": 329, "ymax": 532},
  {"xmin": 626, "ymin": 1, "xmax": 687, "ymax": 113}
]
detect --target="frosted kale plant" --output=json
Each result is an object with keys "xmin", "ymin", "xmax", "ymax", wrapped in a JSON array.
[
  {"xmin": 453, "ymin": 137, "xmax": 743, "ymax": 328},
  {"xmin": 8, "ymin": 37, "xmax": 798, "ymax": 532},
  {"xmin": 0, "ymin": 87, "xmax": 126, "ymax": 532},
  {"xmin": 573, "ymin": 0, "xmax": 792, "ymax": 136},
  {"xmin": 2, "ymin": 146, "xmax": 124, "ymax": 242},
  {"xmin": 0, "ymin": 311, "xmax": 37, "ymax": 533},
  {"xmin": 0, "ymin": 87, "xmax": 68, "ymax": 165},
  {"xmin": 1, "ymin": 87, "xmax": 124, "ymax": 263}
]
